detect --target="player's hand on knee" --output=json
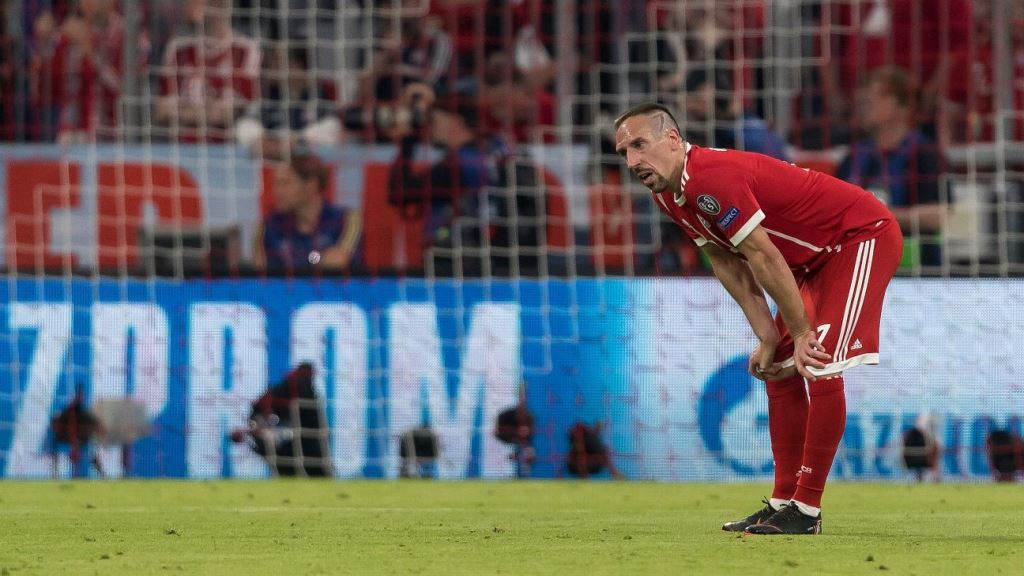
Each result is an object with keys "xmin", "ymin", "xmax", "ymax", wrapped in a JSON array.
[
  {"xmin": 792, "ymin": 330, "xmax": 831, "ymax": 381},
  {"xmin": 748, "ymin": 341, "xmax": 778, "ymax": 381},
  {"xmin": 763, "ymin": 363, "xmax": 797, "ymax": 381}
]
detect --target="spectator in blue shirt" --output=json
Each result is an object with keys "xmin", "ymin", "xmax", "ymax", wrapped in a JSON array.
[
  {"xmin": 681, "ymin": 67, "xmax": 789, "ymax": 161},
  {"xmin": 837, "ymin": 67, "xmax": 946, "ymax": 269},
  {"xmin": 255, "ymin": 153, "xmax": 361, "ymax": 274}
]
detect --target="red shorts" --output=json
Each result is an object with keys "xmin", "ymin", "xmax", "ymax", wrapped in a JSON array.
[{"xmin": 774, "ymin": 219, "xmax": 903, "ymax": 376}]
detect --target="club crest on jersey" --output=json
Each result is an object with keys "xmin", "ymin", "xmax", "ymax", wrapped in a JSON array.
[{"xmin": 697, "ymin": 195, "xmax": 721, "ymax": 215}]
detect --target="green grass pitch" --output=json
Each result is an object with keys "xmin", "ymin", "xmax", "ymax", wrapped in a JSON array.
[{"xmin": 0, "ymin": 481, "xmax": 1021, "ymax": 575}]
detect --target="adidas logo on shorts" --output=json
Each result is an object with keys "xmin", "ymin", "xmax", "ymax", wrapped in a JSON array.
[{"xmin": 850, "ymin": 339, "xmax": 863, "ymax": 350}]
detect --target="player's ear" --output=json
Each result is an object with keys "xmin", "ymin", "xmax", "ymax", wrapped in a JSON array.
[{"xmin": 667, "ymin": 128, "xmax": 682, "ymax": 150}]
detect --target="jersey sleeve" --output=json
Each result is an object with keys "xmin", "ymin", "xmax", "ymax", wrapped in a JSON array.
[
  {"xmin": 681, "ymin": 223, "xmax": 708, "ymax": 247},
  {"xmin": 697, "ymin": 168, "xmax": 764, "ymax": 246}
]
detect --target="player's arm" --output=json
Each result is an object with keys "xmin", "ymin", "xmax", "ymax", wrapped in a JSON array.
[
  {"xmin": 702, "ymin": 242, "xmax": 779, "ymax": 352},
  {"xmin": 735, "ymin": 226, "xmax": 830, "ymax": 380}
]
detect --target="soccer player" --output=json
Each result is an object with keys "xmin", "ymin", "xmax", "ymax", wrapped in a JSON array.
[{"xmin": 613, "ymin": 103, "xmax": 902, "ymax": 535}]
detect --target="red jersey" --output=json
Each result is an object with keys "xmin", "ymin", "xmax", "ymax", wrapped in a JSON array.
[
  {"xmin": 948, "ymin": 44, "xmax": 1024, "ymax": 142},
  {"xmin": 837, "ymin": 0, "xmax": 970, "ymax": 94},
  {"xmin": 48, "ymin": 13, "xmax": 149, "ymax": 141},
  {"xmin": 160, "ymin": 34, "xmax": 260, "ymax": 142},
  {"xmin": 652, "ymin": 145, "xmax": 893, "ymax": 273}
]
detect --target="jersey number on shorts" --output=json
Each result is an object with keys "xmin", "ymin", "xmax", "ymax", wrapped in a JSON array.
[{"xmin": 816, "ymin": 323, "xmax": 831, "ymax": 344}]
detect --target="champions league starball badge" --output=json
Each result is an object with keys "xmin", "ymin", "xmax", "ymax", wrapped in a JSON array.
[{"xmin": 697, "ymin": 195, "xmax": 721, "ymax": 215}]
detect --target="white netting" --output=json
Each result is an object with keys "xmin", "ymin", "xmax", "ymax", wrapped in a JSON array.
[{"xmin": 0, "ymin": 0, "xmax": 1022, "ymax": 480}]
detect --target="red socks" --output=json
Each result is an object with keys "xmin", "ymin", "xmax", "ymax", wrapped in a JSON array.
[
  {"xmin": 792, "ymin": 376, "xmax": 847, "ymax": 508},
  {"xmin": 766, "ymin": 375, "xmax": 808, "ymax": 501}
]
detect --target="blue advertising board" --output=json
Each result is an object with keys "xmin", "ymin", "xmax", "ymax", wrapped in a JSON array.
[{"xmin": 1, "ymin": 277, "xmax": 1021, "ymax": 481}]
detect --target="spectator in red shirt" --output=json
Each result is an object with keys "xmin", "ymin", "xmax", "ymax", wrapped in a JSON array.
[
  {"xmin": 358, "ymin": 13, "xmax": 453, "ymax": 104},
  {"xmin": 0, "ymin": 3, "xmax": 15, "ymax": 141},
  {"xmin": 826, "ymin": 0, "xmax": 971, "ymax": 137},
  {"xmin": 156, "ymin": 0, "xmax": 261, "ymax": 143},
  {"xmin": 27, "ymin": 8, "xmax": 61, "ymax": 141},
  {"xmin": 41, "ymin": 0, "xmax": 150, "ymax": 143},
  {"xmin": 479, "ymin": 54, "xmax": 556, "ymax": 144},
  {"xmin": 945, "ymin": 0, "xmax": 1024, "ymax": 144}
]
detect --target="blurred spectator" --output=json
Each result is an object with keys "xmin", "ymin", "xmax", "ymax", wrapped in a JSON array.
[
  {"xmin": 434, "ymin": 0, "xmax": 556, "ymax": 88},
  {"xmin": 633, "ymin": 3, "xmax": 686, "ymax": 99},
  {"xmin": 788, "ymin": 1, "xmax": 853, "ymax": 149},
  {"xmin": 34, "ymin": 0, "xmax": 150, "ymax": 143},
  {"xmin": 573, "ymin": 0, "xmax": 619, "ymax": 120},
  {"xmin": 133, "ymin": 1, "xmax": 195, "ymax": 68},
  {"xmin": 986, "ymin": 428, "xmax": 1024, "ymax": 483},
  {"xmin": 27, "ymin": 8, "xmax": 61, "ymax": 140},
  {"xmin": 901, "ymin": 412, "xmax": 940, "ymax": 483},
  {"xmin": 479, "ymin": 54, "xmax": 556, "ymax": 144},
  {"xmin": 388, "ymin": 85, "xmax": 507, "ymax": 276},
  {"xmin": 678, "ymin": 1, "xmax": 768, "ymax": 118},
  {"xmin": 827, "ymin": 0, "xmax": 971, "ymax": 139},
  {"xmin": 0, "ymin": 4, "xmax": 14, "ymax": 140},
  {"xmin": 945, "ymin": 0, "xmax": 1024, "ymax": 144},
  {"xmin": 156, "ymin": 0, "xmax": 261, "ymax": 142},
  {"xmin": 236, "ymin": 46, "xmax": 341, "ymax": 158},
  {"xmin": 359, "ymin": 13, "xmax": 453, "ymax": 104},
  {"xmin": 24, "ymin": 0, "xmax": 75, "ymax": 33},
  {"xmin": 681, "ymin": 67, "xmax": 789, "ymax": 161},
  {"xmin": 508, "ymin": 21, "xmax": 556, "ymax": 91},
  {"xmin": 565, "ymin": 421, "xmax": 623, "ymax": 480},
  {"xmin": 255, "ymin": 153, "xmax": 362, "ymax": 274},
  {"xmin": 231, "ymin": 0, "xmax": 350, "ymax": 92},
  {"xmin": 836, "ymin": 67, "xmax": 946, "ymax": 269},
  {"xmin": 231, "ymin": 363, "xmax": 332, "ymax": 477},
  {"xmin": 494, "ymin": 383, "xmax": 536, "ymax": 478}
]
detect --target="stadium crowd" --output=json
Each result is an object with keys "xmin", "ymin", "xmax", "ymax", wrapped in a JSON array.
[{"xmin": 0, "ymin": 0, "xmax": 1022, "ymax": 276}]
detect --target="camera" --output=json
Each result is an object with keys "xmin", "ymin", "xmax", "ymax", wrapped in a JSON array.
[{"xmin": 341, "ymin": 95, "xmax": 432, "ymax": 133}]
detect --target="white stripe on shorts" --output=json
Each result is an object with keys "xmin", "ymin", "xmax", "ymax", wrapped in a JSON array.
[
  {"xmin": 833, "ymin": 242, "xmax": 864, "ymax": 364},
  {"xmin": 837, "ymin": 239, "xmax": 875, "ymax": 362}
]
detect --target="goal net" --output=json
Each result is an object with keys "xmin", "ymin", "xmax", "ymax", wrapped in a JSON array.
[{"xmin": 0, "ymin": 0, "xmax": 1022, "ymax": 482}]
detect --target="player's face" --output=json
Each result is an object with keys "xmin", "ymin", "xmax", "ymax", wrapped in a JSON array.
[
  {"xmin": 273, "ymin": 164, "xmax": 307, "ymax": 213},
  {"xmin": 614, "ymin": 116, "xmax": 683, "ymax": 193}
]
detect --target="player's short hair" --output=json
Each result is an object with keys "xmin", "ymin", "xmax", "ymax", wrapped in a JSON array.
[{"xmin": 613, "ymin": 103, "xmax": 681, "ymax": 135}]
